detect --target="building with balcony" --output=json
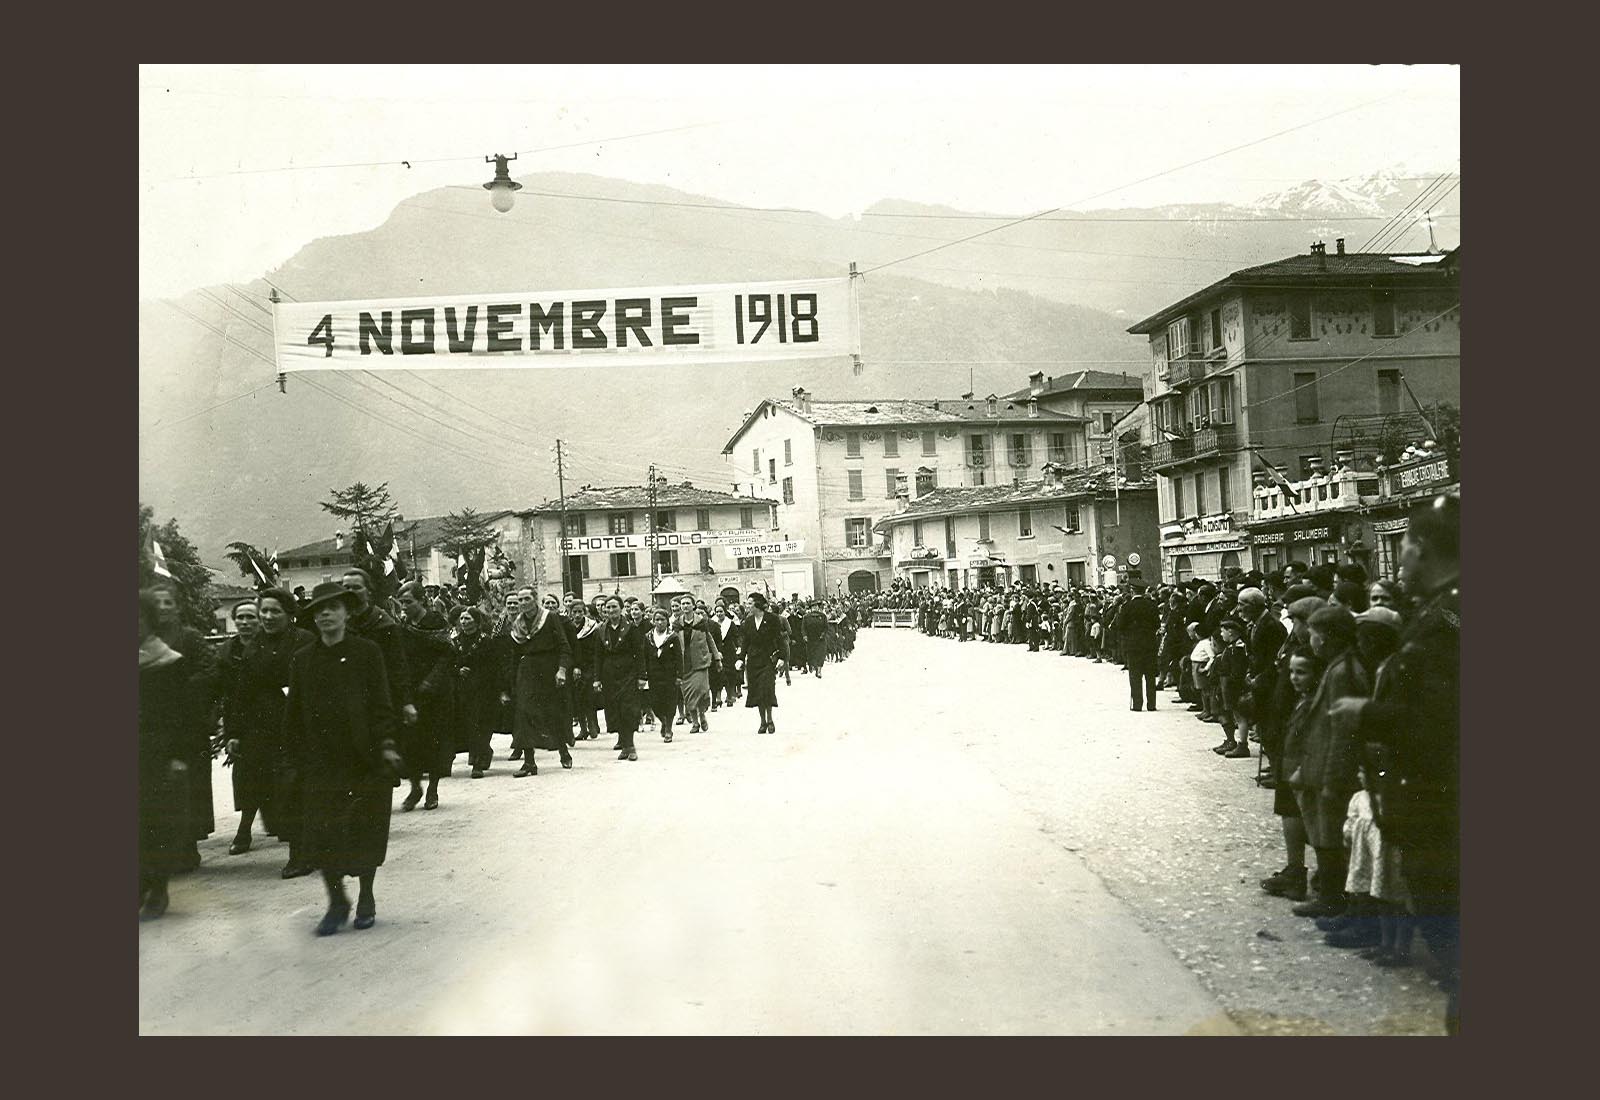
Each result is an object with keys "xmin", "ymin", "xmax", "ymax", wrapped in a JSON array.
[
  {"xmin": 721, "ymin": 387, "xmax": 1089, "ymax": 594},
  {"xmin": 874, "ymin": 465, "xmax": 1160, "ymax": 590},
  {"xmin": 1128, "ymin": 242, "xmax": 1460, "ymax": 582}
]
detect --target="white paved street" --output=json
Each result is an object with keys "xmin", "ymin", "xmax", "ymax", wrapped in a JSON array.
[{"xmin": 139, "ymin": 628, "xmax": 1441, "ymax": 1035}]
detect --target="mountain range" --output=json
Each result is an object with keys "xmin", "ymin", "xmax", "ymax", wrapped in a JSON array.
[{"xmin": 138, "ymin": 167, "xmax": 1459, "ymax": 566}]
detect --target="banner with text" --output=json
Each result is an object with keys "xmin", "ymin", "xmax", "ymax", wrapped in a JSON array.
[
  {"xmin": 274, "ymin": 278, "xmax": 858, "ymax": 373},
  {"xmin": 560, "ymin": 529, "xmax": 767, "ymax": 555},
  {"xmin": 722, "ymin": 539, "xmax": 806, "ymax": 559}
]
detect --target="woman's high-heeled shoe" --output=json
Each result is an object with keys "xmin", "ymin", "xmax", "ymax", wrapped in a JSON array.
[
  {"xmin": 316, "ymin": 899, "xmax": 350, "ymax": 936},
  {"xmin": 228, "ymin": 834, "xmax": 252, "ymax": 855},
  {"xmin": 353, "ymin": 898, "xmax": 376, "ymax": 930},
  {"xmin": 513, "ymin": 762, "xmax": 536, "ymax": 778},
  {"xmin": 625, "ymin": 749, "xmax": 638, "ymax": 761}
]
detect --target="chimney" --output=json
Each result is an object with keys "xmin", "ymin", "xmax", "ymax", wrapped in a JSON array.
[
  {"xmin": 1311, "ymin": 241, "xmax": 1327, "ymax": 270},
  {"xmin": 1335, "ymin": 238, "xmax": 1346, "ymax": 255},
  {"xmin": 790, "ymin": 386, "xmax": 811, "ymax": 415},
  {"xmin": 1029, "ymin": 371, "xmax": 1045, "ymax": 396},
  {"xmin": 1028, "ymin": 398, "xmax": 1040, "ymax": 419}
]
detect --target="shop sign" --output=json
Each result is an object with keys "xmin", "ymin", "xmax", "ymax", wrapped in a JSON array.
[
  {"xmin": 1371, "ymin": 518, "xmax": 1410, "ymax": 534},
  {"xmin": 1291, "ymin": 526, "xmax": 1333, "ymax": 543},
  {"xmin": 1388, "ymin": 457, "xmax": 1453, "ymax": 495}
]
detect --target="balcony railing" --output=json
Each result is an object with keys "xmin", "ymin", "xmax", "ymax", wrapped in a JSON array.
[
  {"xmin": 1251, "ymin": 469, "xmax": 1383, "ymax": 523},
  {"xmin": 1193, "ymin": 423, "xmax": 1237, "ymax": 457},
  {"xmin": 1150, "ymin": 437, "xmax": 1193, "ymax": 468}
]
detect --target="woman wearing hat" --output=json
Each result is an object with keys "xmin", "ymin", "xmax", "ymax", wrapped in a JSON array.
[
  {"xmin": 282, "ymin": 581, "xmax": 403, "ymax": 935},
  {"xmin": 139, "ymin": 590, "xmax": 208, "ymax": 920},
  {"xmin": 737, "ymin": 592, "xmax": 788, "ymax": 735}
]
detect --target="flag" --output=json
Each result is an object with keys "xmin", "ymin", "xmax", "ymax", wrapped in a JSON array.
[
  {"xmin": 247, "ymin": 551, "xmax": 270, "ymax": 587},
  {"xmin": 151, "ymin": 538, "xmax": 172, "ymax": 578},
  {"xmin": 268, "ymin": 547, "xmax": 280, "ymax": 584},
  {"xmin": 381, "ymin": 522, "xmax": 399, "ymax": 577},
  {"xmin": 1251, "ymin": 451, "xmax": 1299, "ymax": 514}
]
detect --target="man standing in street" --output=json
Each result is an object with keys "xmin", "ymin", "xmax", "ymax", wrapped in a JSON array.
[
  {"xmin": 1237, "ymin": 586, "xmax": 1287, "ymax": 768},
  {"xmin": 1333, "ymin": 494, "xmax": 1460, "ymax": 1034},
  {"xmin": 1114, "ymin": 583, "xmax": 1161, "ymax": 712}
]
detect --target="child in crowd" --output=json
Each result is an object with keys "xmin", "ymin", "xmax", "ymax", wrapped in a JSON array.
[
  {"xmin": 1190, "ymin": 625, "xmax": 1218, "ymax": 724},
  {"xmin": 1328, "ymin": 756, "xmax": 1414, "ymax": 966},
  {"xmin": 1211, "ymin": 616, "xmax": 1250, "ymax": 758}
]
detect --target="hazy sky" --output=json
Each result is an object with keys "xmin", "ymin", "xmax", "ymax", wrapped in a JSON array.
[{"xmin": 140, "ymin": 64, "xmax": 1459, "ymax": 299}]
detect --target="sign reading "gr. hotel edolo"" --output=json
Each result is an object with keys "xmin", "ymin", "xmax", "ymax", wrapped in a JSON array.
[{"xmin": 560, "ymin": 530, "xmax": 767, "ymax": 555}]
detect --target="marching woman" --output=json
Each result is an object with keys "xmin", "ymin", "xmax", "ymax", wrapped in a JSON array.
[
  {"xmin": 713, "ymin": 602, "xmax": 743, "ymax": 707},
  {"xmin": 395, "ymin": 582, "xmax": 455, "ymax": 811},
  {"xmin": 678, "ymin": 606, "xmax": 720, "ymax": 733},
  {"xmin": 224, "ymin": 589, "xmax": 315, "ymax": 873},
  {"xmin": 282, "ymin": 582, "xmax": 403, "ymax": 936},
  {"xmin": 547, "ymin": 593, "xmax": 582, "ymax": 747},
  {"xmin": 508, "ymin": 593, "xmax": 574, "ymax": 776},
  {"xmin": 145, "ymin": 584, "xmax": 216, "ymax": 867},
  {"xmin": 140, "ymin": 591, "xmax": 207, "ymax": 920},
  {"xmin": 643, "ymin": 607, "xmax": 684, "ymax": 741},
  {"xmin": 594, "ymin": 595, "xmax": 647, "ymax": 761},
  {"xmin": 738, "ymin": 592, "xmax": 789, "ymax": 735},
  {"xmin": 802, "ymin": 602, "xmax": 829, "ymax": 677},
  {"xmin": 567, "ymin": 602, "xmax": 603, "ymax": 741},
  {"xmin": 445, "ymin": 607, "xmax": 507, "ymax": 780}
]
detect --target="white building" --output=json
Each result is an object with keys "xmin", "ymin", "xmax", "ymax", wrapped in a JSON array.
[{"xmin": 721, "ymin": 387, "xmax": 1093, "ymax": 595}]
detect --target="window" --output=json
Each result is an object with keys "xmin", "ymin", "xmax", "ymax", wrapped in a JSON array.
[
  {"xmin": 564, "ymin": 513, "xmax": 587, "ymax": 537},
  {"xmin": 1018, "ymin": 507, "xmax": 1033, "ymax": 538},
  {"xmin": 1377, "ymin": 369, "xmax": 1402, "ymax": 415},
  {"xmin": 885, "ymin": 468, "xmax": 901, "ymax": 497},
  {"xmin": 913, "ymin": 520, "xmax": 925, "ymax": 547},
  {"xmin": 1188, "ymin": 385, "xmax": 1211, "ymax": 429},
  {"xmin": 1373, "ymin": 291, "xmax": 1396, "ymax": 337},
  {"xmin": 1289, "ymin": 296, "xmax": 1314, "ymax": 340},
  {"xmin": 845, "ymin": 518, "xmax": 869, "ymax": 549},
  {"xmin": 610, "ymin": 552, "xmax": 636, "ymax": 577},
  {"xmin": 1193, "ymin": 475, "xmax": 1204, "ymax": 517},
  {"xmin": 978, "ymin": 513, "xmax": 991, "ymax": 541},
  {"xmin": 1066, "ymin": 560, "xmax": 1086, "ymax": 585},
  {"xmin": 845, "ymin": 431, "xmax": 861, "ymax": 458},
  {"xmin": 656, "ymin": 550, "xmax": 679, "ymax": 574},
  {"xmin": 1064, "ymin": 503, "xmax": 1081, "ymax": 533},
  {"xmin": 921, "ymin": 430, "xmax": 937, "ymax": 456},
  {"xmin": 1048, "ymin": 431, "xmax": 1067, "ymax": 464},
  {"xmin": 783, "ymin": 438, "xmax": 793, "ymax": 466},
  {"xmin": 320, "ymin": 557, "xmax": 332, "ymax": 567},
  {"xmin": 1207, "ymin": 377, "xmax": 1234, "ymax": 424},
  {"xmin": 698, "ymin": 548, "xmax": 713, "ymax": 572},
  {"xmin": 782, "ymin": 477, "xmax": 794, "ymax": 505},
  {"xmin": 1210, "ymin": 308, "xmax": 1223, "ymax": 351},
  {"xmin": 576, "ymin": 555, "xmax": 591, "ymax": 579},
  {"xmin": 1175, "ymin": 554, "xmax": 1194, "ymax": 583},
  {"xmin": 1008, "ymin": 432, "xmax": 1031, "ymax": 466},
  {"xmin": 848, "ymin": 470, "xmax": 864, "ymax": 500},
  {"xmin": 609, "ymin": 512, "xmax": 634, "ymax": 536},
  {"xmin": 752, "ymin": 447, "xmax": 760, "ymax": 474},
  {"xmin": 654, "ymin": 510, "xmax": 675, "ymax": 532},
  {"xmin": 1020, "ymin": 564, "xmax": 1038, "ymax": 585},
  {"xmin": 1165, "ymin": 316, "xmax": 1191, "ymax": 361},
  {"xmin": 739, "ymin": 506, "xmax": 754, "ymax": 529},
  {"xmin": 1172, "ymin": 476, "xmax": 1184, "ymax": 519},
  {"xmin": 736, "ymin": 556, "xmax": 763, "ymax": 570},
  {"xmin": 1293, "ymin": 371, "xmax": 1320, "ymax": 423},
  {"xmin": 768, "ymin": 458, "xmax": 777, "ymax": 484},
  {"xmin": 944, "ymin": 517, "xmax": 956, "ymax": 558},
  {"xmin": 884, "ymin": 433, "xmax": 899, "ymax": 458},
  {"xmin": 696, "ymin": 508, "xmax": 711, "ymax": 531},
  {"xmin": 1218, "ymin": 466, "xmax": 1231, "ymax": 514},
  {"xmin": 1100, "ymin": 412, "xmax": 1117, "ymax": 434}
]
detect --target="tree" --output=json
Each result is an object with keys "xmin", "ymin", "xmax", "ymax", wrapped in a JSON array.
[
  {"xmin": 224, "ymin": 540, "xmax": 277, "ymax": 590},
  {"xmin": 320, "ymin": 482, "xmax": 400, "ymax": 544},
  {"xmin": 435, "ymin": 507, "xmax": 497, "ymax": 562},
  {"xmin": 139, "ymin": 503, "xmax": 214, "ymax": 632}
]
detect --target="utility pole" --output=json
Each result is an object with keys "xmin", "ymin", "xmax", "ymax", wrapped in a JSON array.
[
  {"xmin": 269, "ymin": 287, "xmax": 286, "ymax": 393},
  {"xmin": 554, "ymin": 438, "xmax": 569, "ymax": 594},
  {"xmin": 647, "ymin": 462, "xmax": 660, "ymax": 594}
]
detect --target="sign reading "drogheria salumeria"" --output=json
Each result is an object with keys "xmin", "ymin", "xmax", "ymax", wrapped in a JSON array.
[{"xmin": 273, "ymin": 278, "xmax": 858, "ymax": 372}]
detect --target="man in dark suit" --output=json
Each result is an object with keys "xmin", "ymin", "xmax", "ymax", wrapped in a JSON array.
[
  {"xmin": 1113, "ymin": 584, "xmax": 1161, "ymax": 711},
  {"xmin": 1237, "ymin": 586, "xmax": 1287, "ymax": 763}
]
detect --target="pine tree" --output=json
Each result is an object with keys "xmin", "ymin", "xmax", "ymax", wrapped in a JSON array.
[
  {"xmin": 139, "ymin": 503, "xmax": 215, "ymax": 632},
  {"xmin": 224, "ymin": 540, "xmax": 277, "ymax": 589},
  {"xmin": 320, "ymin": 482, "xmax": 401, "ymax": 546}
]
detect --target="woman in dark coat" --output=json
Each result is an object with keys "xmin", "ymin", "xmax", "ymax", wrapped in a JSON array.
[
  {"xmin": 567, "ymin": 602, "xmax": 603, "ymax": 740},
  {"xmin": 738, "ymin": 592, "xmax": 789, "ymax": 735},
  {"xmin": 445, "ymin": 606, "xmax": 507, "ymax": 779},
  {"xmin": 224, "ymin": 589, "xmax": 315, "ymax": 874},
  {"xmin": 396, "ymin": 581, "xmax": 456, "ymax": 810},
  {"xmin": 145, "ymin": 584, "xmax": 216, "ymax": 861},
  {"xmin": 802, "ymin": 604, "xmax": 829, "ymax": 676},
  {"xmin": 140, "ymin": 591, "xmax": 206, "ymax": 920},
  {"xmin": 508, "ymin": 595, "xmax": 574, "ymax": 776},
  {"xmin": 282, "ymin": 582, "xmax": 403, "ymax": 936},
  {"xmin": 642, "ymin": 607, "xmax": 684, "ymax": 741},
  {"xmin": 713, "ymin": 605, "xmax": 743, "ymax": 706},
  {"xmin": 594, "ymin": 594, "xmax": 647, "ymax": 761}
]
